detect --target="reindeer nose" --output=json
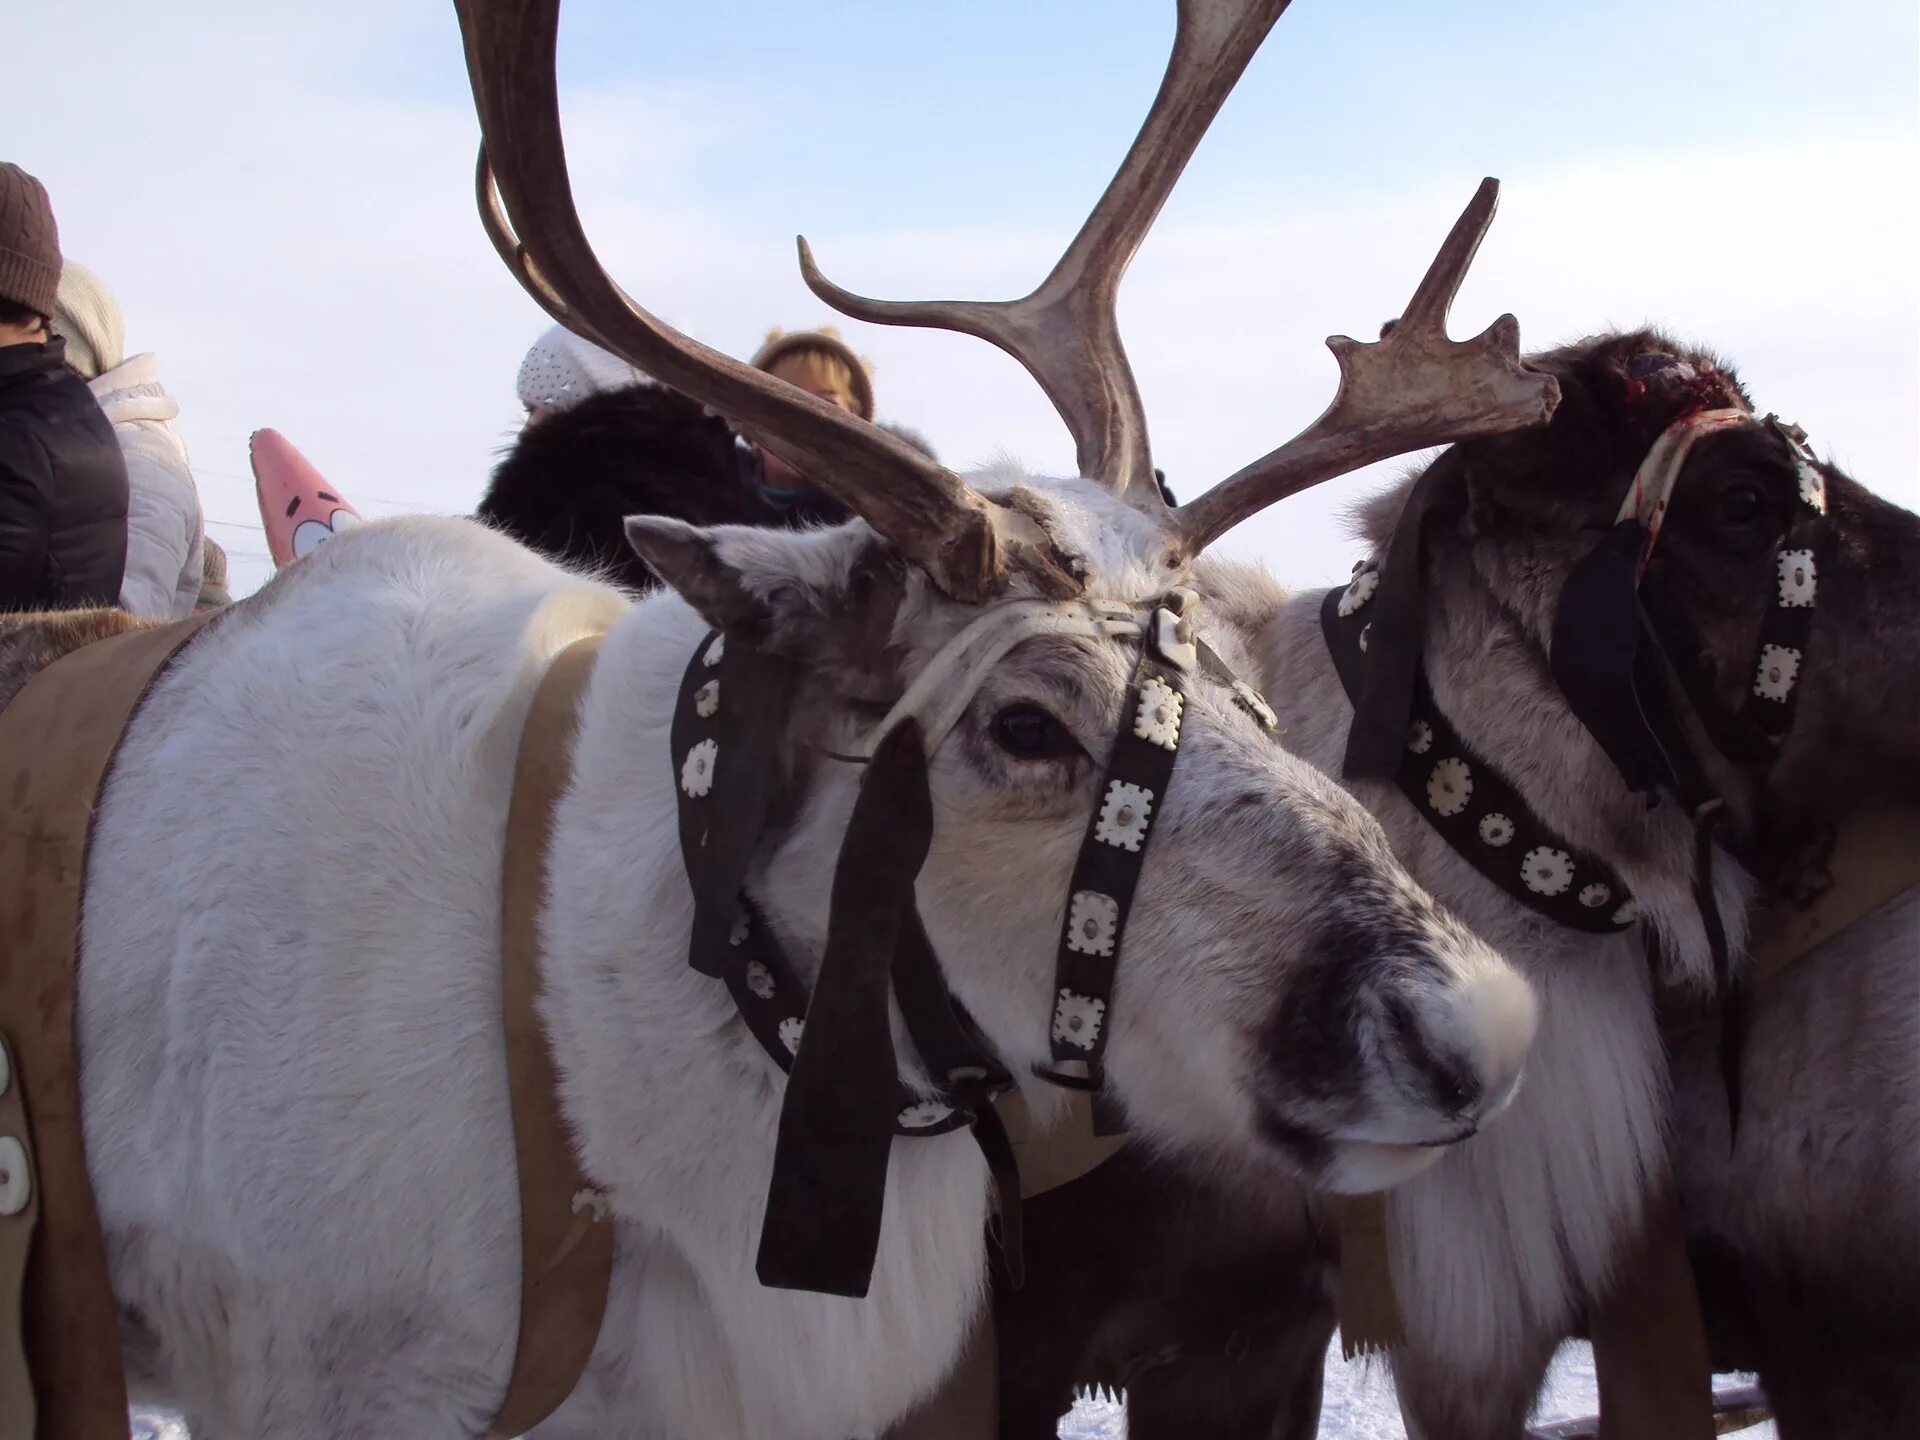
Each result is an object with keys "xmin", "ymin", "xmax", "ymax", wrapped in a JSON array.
[
  {"xmin": 1384, "ymin": 991, "xmax": 1483, "ymax": 1118},
  {"xmin": 1383, "ymin": 946, "xmax": 1536, "ymax": 1132}
]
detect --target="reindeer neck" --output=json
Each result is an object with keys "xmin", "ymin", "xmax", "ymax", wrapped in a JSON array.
[{"xmin": 1256, "ymin": 573, "xmax": 1749, "ymax": 991}]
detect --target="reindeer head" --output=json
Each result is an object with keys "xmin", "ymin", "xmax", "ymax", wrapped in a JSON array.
[
  {"xmin": 1382, "ymin": 329, "xmax": 1920, "ymax": 870},
  {"xmin": 631, "ymin": 476, "xmax": 1535, "ymax": 1195},
  {"xmin": 456, "ymin": 0, "xmax": 1559, "ymax": 1212}
]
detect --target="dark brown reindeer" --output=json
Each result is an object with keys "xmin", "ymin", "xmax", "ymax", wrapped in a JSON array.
[{"xmin": 967, "ymin": 330, "xmax": 1920, "ymax": 1439}]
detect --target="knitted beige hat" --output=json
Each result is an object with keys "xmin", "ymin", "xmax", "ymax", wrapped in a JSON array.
[
  {"xmin": 51, "ymin": 259, "xmax": 125, "ymax": 380},
  {"xmin": 0, "ymin": 162, "xmax": 61, "ymax": 319},
  {"xmin": 750, "ymin": 327, "xmax": 874, "ymax": 422}
]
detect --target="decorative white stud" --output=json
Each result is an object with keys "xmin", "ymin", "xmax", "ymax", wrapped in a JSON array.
[
  {"xmin": 680, "ymin": 738, "xmax": 718, "ymax": 797},
  {"xmin": 703, "ymin": 634, "xmax": 726, "ymax": 667},
  {"xmin": 898, "ymin": 1099, "xmax": 955, "ymax": 1129},
  {"xmin": 1338, "ymin": 568, "xmax": 1380, "ymax": 616},
  {"xmin": 1478, "ymin": 813, "xmax": 1515, "ymax": 847},
  {"xmin": 696, "ymin": 679, "xmax": 720, "ymax": 717},
  {"xmin": 1794, "ymin": 459, "xmax": 1827, "ymax": 513},
  {"xmin": 1051, "ymin": 990, "xmax": 1107, "ymax": 1052},
  {"xmin": 1521, "ymin": 846, "xmax": 1575, "ymax": 897},
  {"xmin": 1094, "ymin": 781, "xmax": 1154, "ymax": 852},
  {"xmin": 729, "ymin": 904, "xmax": 751, "ymax": 947},
  {"xmin": 745, "ymin": 961, "xmax": 776, "ymax": 999},
  {"xmin": 1066, "ymin": 891, "xmax": 1120, "ymax": 958},
  {"xmin": 1407, "ymin": 720, "xmax": 1434, "ymax": 754},
  {"xmin": 1133, "ymin": 676, "xmax": 1184, "ymax": 751},
  {"xmin": 1427, "ymin": 758, "xmax": 1473, "ymax": 817},
  {"xmin": 1578, "ymin": 883, "xmax": 1612, "ymax": 909},
  {"xmin": 1776, "ymin": 550, "xmax": 1816, "ymax": 608},
  {"xmin": 778, "ymin": 1017, "xmax": 804, "ymax": 1055},
  {"xmin": 1753, "ymin": 644, "xmax": 1801, "ymax": 702},
  {"xmin": 0, "ymin": 1137, "xmax": 28, "ymax": 1217},
  {"xmin": 1612, "ymin": 898, "xmax": 1642, "ymax": 926},
  {"xmin": 1359, "ymin": 624, "xmax": 1372, "ymax": 652}
]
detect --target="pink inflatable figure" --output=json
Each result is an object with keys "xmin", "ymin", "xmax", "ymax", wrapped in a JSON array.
[{"xmin": 250, "ymin": 428, "xmax": 363, "ymax": 567}]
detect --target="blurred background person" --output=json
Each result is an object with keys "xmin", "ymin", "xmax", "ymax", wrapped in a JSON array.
[
  {"xmin": 741, "ymin": 326, "xmax": 874, "ymax": 526},
  {"xmin": 515, "ymin": 320, "xmax": 653, "ymax": 430},
  {"xmin": 195, "ymin": 534, "xmax": 231, "ymax": 611},
  {"xmin": 484, "ymin": 323, "xmax": 748, "ymax": 590},
  {"xmin": 0, "ymin": 161, "xmax": 128, "ymax": 612},
  {"xmin": 481, "ymin": 320, "xmax": 934, "ymax": 592},
  {"xmin": 53, "ymin": 258, "xmax": 206, "ymax": 620}
]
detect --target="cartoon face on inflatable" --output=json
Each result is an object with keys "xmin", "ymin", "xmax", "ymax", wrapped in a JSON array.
[{"xmin": 249, "ymin": 428, "xmax": 363, "ymax": 568}]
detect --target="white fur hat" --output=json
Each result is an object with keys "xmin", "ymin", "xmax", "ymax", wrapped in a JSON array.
[
  {"xmin": 514, "ymin": 323, "xmax": 653, "ymax": 414},
  {"xmin": 51, "ymin": 258, "xmax": 125, "ymax": 381}
]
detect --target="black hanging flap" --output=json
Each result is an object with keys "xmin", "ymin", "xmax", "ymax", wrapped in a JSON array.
[
  {"xmin": 1550, "ymin": 522, "xmax": 1677, "ymax": 797},
  {"xmin": 756, "ymin": 720, "xmax": 932, "ymax": 1297}
]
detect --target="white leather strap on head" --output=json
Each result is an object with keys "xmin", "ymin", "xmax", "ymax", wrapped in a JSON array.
[
  {"xmin": 860, "ymin": 599, "xmax": 1147, "ymax": 759},
  {"xmin": 1618, "ymin": 408, "xmax": 1753, "ymax": 577}
]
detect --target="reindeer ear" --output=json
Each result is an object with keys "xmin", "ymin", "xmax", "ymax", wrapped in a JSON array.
[
  {"xmin": 624, "ymin": 516, "xmax": 769, "ymax": 633},
  {"xmin": 624, "ymin": 516, "xmax": 908, "ymax": 664}
]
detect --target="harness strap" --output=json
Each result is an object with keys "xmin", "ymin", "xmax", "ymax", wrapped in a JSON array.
[
  {"xmin": 489, "ymin": 635, "xmax": 615, "ymax": 1438},
  {"xmin": 0, "ymin": 610, "xmax": 218, "ymax": 1440},
  {"xmin": 1321, "ymin": 581, "xmax": 1641, "ymax": 934}
]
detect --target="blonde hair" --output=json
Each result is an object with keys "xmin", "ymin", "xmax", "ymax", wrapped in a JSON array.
[
  {"xmin": 764, "ymin": 346, "xmax": 857, "ymax": 407},
  {"xmin": 751, "ymin": 326, "xmax": 875, "ymax": 420}
]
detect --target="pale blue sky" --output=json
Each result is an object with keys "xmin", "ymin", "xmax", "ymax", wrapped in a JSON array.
[{"xmin": 6, "ymin": 1, "xmax": 1914, "ymax": 596}]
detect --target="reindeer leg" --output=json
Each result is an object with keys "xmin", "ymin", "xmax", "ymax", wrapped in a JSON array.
[
  {"xmin": 1123, "ymin": 1299, "xmax": 1334, "ymax": 1440},
  {"xmin": 1391, "ymin": 1330, "xmax": 1562, "ymax": 1440},
  {"xmin": 1587, "ymin": 1185, "xmax": 1714, "ymax": 1440}
]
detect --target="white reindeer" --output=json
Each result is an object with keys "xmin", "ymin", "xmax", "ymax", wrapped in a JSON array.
[
  {"xmin": 82, "ymin": 489, "xmax": 1533, "ymax": 1440},
  {"xmin": 46, "ymin": 1, "xmax": 1575, "ymax": 1435}
]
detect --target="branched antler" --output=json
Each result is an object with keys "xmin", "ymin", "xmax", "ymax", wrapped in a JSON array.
[
  {"xmin": 1171, "ymin": 178, "xmax": 1561, "ymax": 556},
  {"xmin": 462, "ymin": 0, "xmax": 1555, "ymax": 580},
  {"xmin": 803, "ymin": 0, "xmax": 1294, "ymax": 512},
  {"xmin": 456, "ymin": 0, "xmax": 1081, "ymax": 604}
]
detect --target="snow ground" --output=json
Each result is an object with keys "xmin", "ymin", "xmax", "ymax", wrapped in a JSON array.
[
  {"xmin": 1059, "ymin": 1341, "xmax": 1780, "ymax": 1439},
  {"xmin": 130, "ymin": 1341, "xmax": 1777, "ymax": 1438}
]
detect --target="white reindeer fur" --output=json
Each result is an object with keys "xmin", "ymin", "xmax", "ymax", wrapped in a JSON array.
[
  {"xmin": 76, "ymin": 478, "xmax": 1534, "ymax": 1439},
  {"xmin": 1199, "ymin": 548, "xmax": 1757, "ymax": 1435}
]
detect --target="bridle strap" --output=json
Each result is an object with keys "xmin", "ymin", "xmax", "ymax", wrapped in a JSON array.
[
  {"xmin": 1613, "ymin": 408, "xmax": 1754, "ymax": 576},
  {"xmin": 1040, "ymin": 648, "xmax": 1189, "ymax": 1096},
  {"xmin": 1323, "ymin": 582, "xmax": 1641, "ymax": 934}
]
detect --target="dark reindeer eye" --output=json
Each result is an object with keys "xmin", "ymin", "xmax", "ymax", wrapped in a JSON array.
[
  {"xmin": 991, "ymin": 704, "xmax": 1080, "ymax": 761},
  {"xmin": 1715, "ymin": 480, "xmax": 1766, "ymax": 528}
]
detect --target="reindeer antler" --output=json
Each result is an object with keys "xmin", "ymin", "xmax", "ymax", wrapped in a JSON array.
[
  {"xmin": 456, "ymin": 0, "xmax": 1081, "ymax": 604},
  {"xmin": 804, "ymin": 4, "xmax": 1556, "ymax": 551},
  {"xmin": 803, "ymin": 0, "xmax": 1293, "ymax": 513},
  {"xmin": 1171, "ymin": 178, "xmax": 1561, "ymax": 556}
]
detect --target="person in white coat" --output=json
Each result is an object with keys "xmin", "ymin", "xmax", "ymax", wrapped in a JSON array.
[{"xmin": 52, "ymin": 259, "xmax": 204, "ymax": 619}]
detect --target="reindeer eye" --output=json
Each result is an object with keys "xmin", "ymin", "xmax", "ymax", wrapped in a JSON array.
[
  {"xmin": 991, "ymin": 704, "xmax": 1080, "ymax": 761},
  {"xmin": 1716, "ymin": 480, "xmax": 1766, "ymax": 528}
]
